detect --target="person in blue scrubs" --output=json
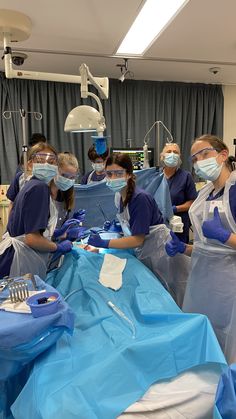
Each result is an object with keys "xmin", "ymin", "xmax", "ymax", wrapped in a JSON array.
[
  {"xmin": 160, "ymin": 143, "xmax": 197, "ymax": 243},
  {"xmin": 81, "ymin": 145, "xmax": 109, "ymax": 184},
  {"xmin": 88, "ymin": 153, "xmax": 190, "ymax": 307},
  {"xmin": 15, "ymin": 132, "xmax": 47, "ymax": 174},
  {"xmin": 165, "ymin": 134, "xmax": 236, "ymax": 362},
  {"xmin": 7, "ymin": 149, "xmax": 82, "ymax": 237},
  {"xmin": 49, "ymin": 151, "xmax": 80, "ymax": 231},
  {"xmin": 0, "ymin": 144, "xmax": 72, "ymax": 279},
  {"xmin": 88, "ymin": 153, "xmax": 163, "ymax": 250},
  {"xmin": 7, "ymin": 141, "xmax": 51, "ymax": 213}
]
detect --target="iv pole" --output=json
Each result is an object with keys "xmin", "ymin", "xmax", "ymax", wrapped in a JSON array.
[
  {"xmin": 143, "ymin": 120, "xmax": 174, "ymax": 168},
  {"xmin": 3, "ymin": 109, "xmax": 42, "ymax": 178}
]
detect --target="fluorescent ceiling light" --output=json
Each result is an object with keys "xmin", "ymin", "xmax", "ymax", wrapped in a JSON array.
[{"xmin": 116, "ymin": 0, "xmax": 188, "ymax": 56}]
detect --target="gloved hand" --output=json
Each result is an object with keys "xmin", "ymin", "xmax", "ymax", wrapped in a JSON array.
[
  {"xmin": 109, "ymin": 220, "xmax": 122, "ymax": 233},
  {"xmin": 53, "ymin": 219, "xmax": 80, "ymax": 239},
  {"xmin": 52, "ymin": 240, "xmax": 73, "ymax": 254},
  {"xmin": 103, "ymin": 221, "xmax": 111, "ymax": 231},
  {"xmin": 172, "ymin": 205, "xmax": 177, "ymax": 214},
  {"xmin": 165, "ymin": 231, "xmax": 186, "ymax": 257},
  {"xmin": 88, "ymin": 233, "xmax": 110, "ymax": 249},
  {"xmin": 202, "ymin": 206, "xmax": 231, "ymax": 243},
  {"xmin": 103, "ymin": 220, "xmax": 122, "ymax": 233},
  {"xmin": 66, "ymin": 226, "xmax": 88, "ymax": 241},
  {"xmin": 72, "ymin": 209, "xmax": 86, "ymax": 222}
]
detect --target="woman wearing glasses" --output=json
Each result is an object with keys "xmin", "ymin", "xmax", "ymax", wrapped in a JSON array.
[
  {"xmin": 88, "ymin": 152, "xmax": 164, "ymax": 249},
  {"xmin": 88, "ymin": 153, "xmax": 190, "ymax": 307},
  {"xmin": 165, "ymin": 134, "xmax": 236, "ymax": 362},
  {"xmin": 0, "ymin": 143, "xmax": 72, "ymax": 279},
  {"xmin": 7, "ymin": 148, "xmax": 82, "ymax": 240}
]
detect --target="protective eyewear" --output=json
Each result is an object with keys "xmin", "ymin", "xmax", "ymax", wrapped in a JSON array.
[
  {"xmin": 105, "ymin": 169, "xmax": 126, "ymax": 178},
  {"xmin": 189, "ymin": 147, "xmax": 216, "ymax": 164},
  {"xmin": 59, "ymin": 171, "xmax": 78, "ymax": 180},
  {"xmin": 32, "ymin": 153, "xmax": 58, "ymax": 165},
  {"xmin": 94, "ymin": 159, "xmax": 105, "ymax": 164}
]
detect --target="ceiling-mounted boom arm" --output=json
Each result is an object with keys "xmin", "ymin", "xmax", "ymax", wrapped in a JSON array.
[{"xmin": 2, "ymin": 33, "xmax": 109, "ymax": 99}]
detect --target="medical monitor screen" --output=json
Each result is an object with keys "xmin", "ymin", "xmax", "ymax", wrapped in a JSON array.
[{"xmin": 110, "ymin": 148, "xmax": 154, "ymax": 170}]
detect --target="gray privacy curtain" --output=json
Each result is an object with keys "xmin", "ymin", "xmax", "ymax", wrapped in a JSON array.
[
  {"xmin": 105, "ymin": 79, "xmax": 223, "ymax": 169},
  {"xmin": 0, "ymin": 73, "xmax": 223, "ymax": 184}
]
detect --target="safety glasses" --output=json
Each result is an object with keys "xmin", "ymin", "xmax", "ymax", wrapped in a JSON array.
[
  {"xmin": 105, "ymin": 169, "xmax": 126, "ymax": 178},
  {"xmin": 32, "ymin": 153, "xmax": 58, "ymax": 165},
  {"xmin": 189, "ymin": 147, "xmax": 217, "ymax": 164},
  {"xmin": 59, "ymin": 171, "xmax": 78, "ymax": 180},
  {"xmin": 94, "ymin": 159, "xmax": 105, "ymax": 164}
]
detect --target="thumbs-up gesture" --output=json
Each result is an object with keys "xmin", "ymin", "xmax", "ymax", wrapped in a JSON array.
[
  {"xmin": 165, "ymin": 231, "xmax": 186, "ymax": 257},
  {"xmin": 202, "ymin": 206, "xmax": 231, "ymax": 243}
]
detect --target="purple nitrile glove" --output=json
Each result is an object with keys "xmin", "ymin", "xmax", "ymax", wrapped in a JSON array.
[
  {"xmin": 165, "ymin": 231, "xmax": 186, "ymax": 257},
  {"xmin": 66, "ymin": 226, "xmax": 88, "ymax": 241},
  {"xmin": 103, "ymin": 221, "xmax": 111, "ymax": 231},
  {"xmin": 172, "ymin": 205, "xmax": 177, "ymax": 214},
  {"xmin": 72, "ymin": 209, "xmax": 86, "ymax": 222},
  {"xmin": 52, "ymin": 240, "xmax": 73, "ymax": 254},
  {"xmin": 88, "ymin": 233, "xmax": 110, "ymax": 249},
  {"xmin": 53, "ymin": 219, "xmax": 81, "ymax": 239},
  {"xmin": 202, "ymin": 206, "xmax": 231, "ymax": 244},
  {"xmin": 109, "ymin": 220, "xmax": 123, "ymax": 233}
]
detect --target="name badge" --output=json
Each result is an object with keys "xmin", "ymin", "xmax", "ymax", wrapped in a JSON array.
[{"xmin": 209, "ymin": 200, "xmax": 224, "ymax": 214}]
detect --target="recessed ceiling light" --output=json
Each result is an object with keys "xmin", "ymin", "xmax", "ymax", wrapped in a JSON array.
[{"xmin": 116, "ymin": 0, "xmax": 189, "ymax": 56}]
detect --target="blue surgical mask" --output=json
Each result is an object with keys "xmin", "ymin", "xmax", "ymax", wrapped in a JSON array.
[
  {"xmin": 32, "ymin": 163, "xmax": 58, "ymax": 184},
  {"xmin": 91, "ymin": 162, "xmax": 105, "ymax": 172},
  {"xmin": 164, "ymin": 152, "xmax": 180, "ymax": 167},
  {"xmin": 54, "ymin": 174, "xmax": 75, "ymax": 191},
  {"xmin": 106, "ymin": 178, "xmax": 127, "ymax": 192},
  {"xmin": 194, "ymin": 157, "xmax": 222, "ymax": 181}
]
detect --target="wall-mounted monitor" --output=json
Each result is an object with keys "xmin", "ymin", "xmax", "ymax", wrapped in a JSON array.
[{"xmin": 110, "ymin": 147, "xmax": 154, "ymax": 170}]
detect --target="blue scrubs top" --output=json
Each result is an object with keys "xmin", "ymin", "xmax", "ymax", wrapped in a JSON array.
[
  {"xmin": 0, "ymin": 177, "xmax": 50, "ymax": 278},
  {"xmin": 166, "ymin": 168, "xmax": 197, "ymax": 242},
  {"xmin": 81, "ymin": 171, "xmax": 106, "ymax": 184},
  {"xmin": 6, "ymin": 171, "xmax": 22, "ymax": 202},
  {"xmin": 119, "ymin": 187, "xmax": 164, "ymax": 235},
  {"xmin": 7, "ymin": 172, "xmax": 68, "ymax": 227}
]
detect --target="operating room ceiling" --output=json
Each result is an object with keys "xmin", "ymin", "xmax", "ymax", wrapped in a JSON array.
[{"xmin": 1, "ymin": 0, "xmax": 236, "ymax": 85}]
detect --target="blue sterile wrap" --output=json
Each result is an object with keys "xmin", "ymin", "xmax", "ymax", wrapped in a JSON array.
[
  {"xmin": 0, "ymin": 276, "xmax": 75, "ymax": 419},
  {"xmin": 213, "ymin": 364, "xmax": 236, "ymax": 419},
  {"xmin": 11, "ymin": 249, "xmax": 226, "ymax": 419},
  {"xmin": 0, "ymin": 276, "xmax": 74, "ymax": 380}
]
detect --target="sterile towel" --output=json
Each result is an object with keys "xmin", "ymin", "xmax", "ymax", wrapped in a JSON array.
[
  {"xmin": 99, "ymin": 254, "xmax": 126, "ymax": 291},
  {"xmin": 0, "ymin": 289, "xmax": 46, "ymax": 313}
]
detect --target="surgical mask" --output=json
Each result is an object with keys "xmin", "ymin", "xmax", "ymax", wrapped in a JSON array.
[
  {"xmin": 164, "ymin": 152, "xmax": 180, "ymax": 167},
  {"xmin": 32, "ymin": 163, "xmax": 58, "ymax": 184},
  {"xmin": 106, "ymin": 178, "xmax": 127, "ymax": 192},
  {"xmin": 92, "ymin": 162, "xmax": 105, "ymax": 172},
  {"xmin": 54, "ymin": 174, "xmax": 75, "ymax": 191},
  {"xmin": 193, "ymin": 157, "xmax": 222, "ymax": 181}
]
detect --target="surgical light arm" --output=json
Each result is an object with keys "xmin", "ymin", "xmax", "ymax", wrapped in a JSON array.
[{"xmin": 2, "ymin": 35, "xmax": 109, "ymax": 100}]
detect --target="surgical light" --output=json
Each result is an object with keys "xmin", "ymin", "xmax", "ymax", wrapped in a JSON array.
[
  {"xmin": 64, "ymin": 66, "xmax": 108, "ymax": 154},
  {"xmin": 64, "ymin": 104, "xmax": 105, "ymax": 134},
  {"xmin": 64, "ymin": 104, "xmax": 107, "ymax": 155}
]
